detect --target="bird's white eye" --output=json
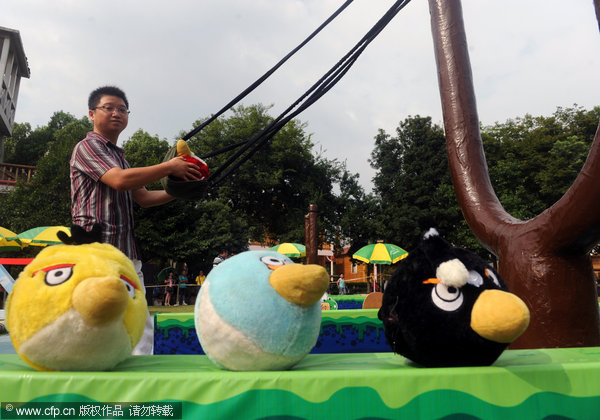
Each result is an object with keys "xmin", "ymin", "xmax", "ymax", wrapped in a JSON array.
[
  {"xmin": 120, "ymin": 276, "xmax": 136, "ymax": 298},
  {"xmin": 431, "ymin": 283, "xmax": 464, "ymax": 311},
  {"xmin": 485, "ymin": 268, "xmax": 502, "ymax": 287},
  {"xmin": 43, "ymin": 264, "xmax": 74, "ymax": 286},
  {"xmin": 467, "ymin": 270, "xmax": 483, "ymax": 287},
  {"xmin": 261, "ymin": 256, "xmax": 287, "ymax": 267}
]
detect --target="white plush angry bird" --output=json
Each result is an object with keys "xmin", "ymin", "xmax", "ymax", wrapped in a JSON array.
[
  {"xmin": 6, "ymin": 243, "xmax": 148, "ymax": 371},
  {"xmin": 195, "ymin": 251, "xmax": 329, "ymax": 371}
]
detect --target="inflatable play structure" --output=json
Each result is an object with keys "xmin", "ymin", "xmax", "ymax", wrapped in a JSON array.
[
  {"xmin": 2, "ymin": 0, "xmax": 600, "ymax": 418},
  {"xmin": 154, "ymin": 308, "xmax": 388, "ymax": 355}
]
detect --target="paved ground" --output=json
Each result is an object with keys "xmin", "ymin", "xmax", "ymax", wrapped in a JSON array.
[
  {"xmin": 0, "ymin": 333, "xmax": 15, "ymax": 354},
  {"xmin": 0, "ymin": 307, "xmax": 15, "ymax": 353}
]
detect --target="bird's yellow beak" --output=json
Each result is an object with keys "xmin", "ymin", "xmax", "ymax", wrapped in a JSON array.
[
  {"xmin": 72, "ymin": 277, "xmax": 129, "ymax": 326},
  {"xmin": 470, "ymin": 289, "xmax": 530, "ymax": 343},
  {"xmin": 269, "ymin": 264, "xmax": 329, "ymax": 307}
]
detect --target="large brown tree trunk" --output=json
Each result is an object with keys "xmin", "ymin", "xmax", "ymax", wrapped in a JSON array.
[{"xmin": 428, "ymin": 0, "xmax": 600, "ymax": 348}]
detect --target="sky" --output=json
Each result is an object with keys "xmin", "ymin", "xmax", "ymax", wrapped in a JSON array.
[{"xmin": 3, "ymin": 0, "xmax": 599, "ymax": 191}]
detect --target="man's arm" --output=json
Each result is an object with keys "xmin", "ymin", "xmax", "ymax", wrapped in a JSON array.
[
  {"xmin": 100, "ymin": 157, "xmax": 202, "ymax": 192},
  {"xmin": 132, "ymin": 188, "xmax": 175, "ymax": 208}
]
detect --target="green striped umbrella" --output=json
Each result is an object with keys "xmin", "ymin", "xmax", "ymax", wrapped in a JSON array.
[
  {"xmin": 0, "ymin": 227, "xmax": 22, "ymax": 251},
  {"xmin": 353, "ymin": 243, "xmax": 408, "ymax": 292},
  {"xmin": 17, "ymin": 226, "xmax": 70, "ymax": 247},
  {"xmin": 353, "ymin": 243, "xmax": 408, "ymax": 265}
]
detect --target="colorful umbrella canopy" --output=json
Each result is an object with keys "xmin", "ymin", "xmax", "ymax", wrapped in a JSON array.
[
  {"xmin": 353, "ymin": 242, "xmax": 408, "ymax": 293},
  {"xmin": 157, "ymin": 267, "xmax": 177, "ymax": 283},
  {"xmin": 0, "ymin": 227, "xmax": 22, "ymax": 251},
  {"xmin": 17, "ymin": 226, "xmax": 70, "ymax": 247},
  {"xmin": 353, "ymin": 243, "xmax": 408, "ymax": 265},
  {"xmin": 269, "ymin": 243, "xmax": 306, "ymax": 258}
]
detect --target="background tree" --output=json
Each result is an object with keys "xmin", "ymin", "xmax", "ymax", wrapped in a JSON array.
[
  {"xmin": 2, "ymin": 122, "xmax": 31, "ymax": 164},
  {"xmin": 0, "ymin": 113, "xmax": 90, "ymax": 232},
  {"xmin": 186, "ymin": 104, "xmax": 342, "ymax": 245},
  {"xmin": 3, "ymin": 111, "xmax": 78, "ymax": 165},
  {"xmin": 333, "ymin": 168, "xmax": 380, "ymax": 255},
  {"xmin": 481, "ymin": 106, "xmax": 600, "ymax": 220},
  {"xmin": 123, "ymin": 129, "xmax": 249, "ymax": 274},
  {"xmin": 369, "ymin": 115, "xmax": 478, "ymax": 253},
  {"xmin": 4, "ymin": 96, "xmax": 595, "ymax": 298},
  {"xmin": 1, "ymin": 107, "xmax": 353, "ymax": 272}
]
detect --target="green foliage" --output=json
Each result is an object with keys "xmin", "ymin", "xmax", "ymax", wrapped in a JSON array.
[
  {"xmin": 122, "ymin": 130, "xmax": 172, "ymax": 190},
  {"xmin": 2, "ymin": 122, "xmax": 31, "ymax": 163},
  {"xmin": 0, "ymin": 114, "xmax": 91, "ymax": 232},
  {"xmin": 334, "ymin": 167, "xmax": 380, "ymax": 255},
  {"xmin": 482, "ymin": 105, "xmax": 600, "ymax": 219},
  {"xmin": 366, "ymin": 106, "xmax": 599, "ymax": 257},
  {"xmin": 370, "ymin": 115, "xmax": 468, "ymax": 251},
  {"xmin": 121, "ymin": 130, "xmax": 250, "ymax": 270},
  {"xmin": 186, "ymin": 104, "xmax": 341, "ymax": 245},
  {"xmin": 1, "ymin": 105, "xmax": 354, "ymax": 269},
  {"xmin": 134, "ymin": 199, "xmax": 248, "ymax": 275},
  {"xmin": 4, "ymin": 111, "xmax": 79, "ymax": 165},
  {"xmin": 539, "ymin": 136, "xmax": 589, "ymax": 197},
  {"xmin": 2, "ymin": 104, "xmax": 597, "ymax": 265}
]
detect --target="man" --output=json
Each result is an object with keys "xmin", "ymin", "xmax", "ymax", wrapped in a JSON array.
[
  {"xmin": 212, "ymin": 249, "xmax": 228, "ymax": 268},
  {"xmin": 69, "ymin": 86, "xmax": 202, "ymax": 354}
]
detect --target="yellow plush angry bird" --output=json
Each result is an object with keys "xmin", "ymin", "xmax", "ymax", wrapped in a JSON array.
[{"xmin": 6, "ymin": 243, "xmax": 147, "ymax": 371}]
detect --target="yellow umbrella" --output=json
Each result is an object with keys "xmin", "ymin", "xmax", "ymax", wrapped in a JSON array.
[
  {"xmin": 269, "ymin": 243, "xmax": 306, "ymax": 258},
  {"xmin": 18, "ymin": 226, "xmax": 70, "ymax": 247},
  {"xmin": 0, "ymin": 227, "xmax": 22, "ymax": 251}
]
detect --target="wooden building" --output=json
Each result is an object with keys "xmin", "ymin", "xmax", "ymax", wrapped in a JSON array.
[{"xmin": 1, "ymin": 26, "xmax": 30, "ymax": 162}]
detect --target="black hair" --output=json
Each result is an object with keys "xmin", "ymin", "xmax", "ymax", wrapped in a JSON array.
[{"xmin": 88, "ymin": 86, "xmax": 129, "ymax": 110}]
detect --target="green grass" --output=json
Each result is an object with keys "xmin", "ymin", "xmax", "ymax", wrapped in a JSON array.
[{"xmin": 148, "ymin": 305, "xmax": 194, "ymax": 316}]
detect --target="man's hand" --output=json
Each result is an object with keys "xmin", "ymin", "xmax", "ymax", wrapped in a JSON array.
[{"xmin": 168, "ymin": 157, "xmax": 203, "ymax": 181}]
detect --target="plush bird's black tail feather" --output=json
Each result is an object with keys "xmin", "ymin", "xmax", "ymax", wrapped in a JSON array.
[{"xmin": 57, "ymin": 223, "xmax": 103, "ymax": 245}]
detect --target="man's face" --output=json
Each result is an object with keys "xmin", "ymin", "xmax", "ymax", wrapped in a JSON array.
[{"xmin": 89, "ymin": 95, "xmax": 129, "ymax": 140}]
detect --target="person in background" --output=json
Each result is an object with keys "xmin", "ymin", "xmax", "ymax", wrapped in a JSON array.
[
  {"xmin": 212, "ymin": 250, "xmax": 229, "ymax": 268},
  {"xmin": 152, "ymin": 282, "xmax": 164, "ymax": 306},
  {"xmin": 328, "ymin": 276, "xmax": 336, "ymax": 294},
  {"xmin": 164, "ymin": 272, "xmax": 175, "ymax": 306},
  {"xmin": 194, "ymin": 270, "xmax": 206, "ymax": 302},
  {"xmin": 337, "ymin": 273, "xmax": 347, "ymax": 295},
  {"xmin": 196, "ymin": 270, "xmax": 206, "ymax": 287},
  {"xmin": 177, "ymin": 269, "xmax": 189, "ymax": 306}
]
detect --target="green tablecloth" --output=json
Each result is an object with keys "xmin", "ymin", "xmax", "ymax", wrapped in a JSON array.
[{"xmin": 1, "ymin": 348, "xmax": 600, "ymax": 419}]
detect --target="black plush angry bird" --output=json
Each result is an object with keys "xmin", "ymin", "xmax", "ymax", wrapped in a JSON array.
[{"xmin": 378, "ymin": 228, "xmax": 530, "ymax": 367}]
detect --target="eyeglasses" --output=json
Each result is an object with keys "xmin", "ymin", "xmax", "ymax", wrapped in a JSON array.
[{"xmin": 92, "ymin": 105, "xmax": 130, "ymax": 115}]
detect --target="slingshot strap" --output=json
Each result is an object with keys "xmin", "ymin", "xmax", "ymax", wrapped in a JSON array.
[
  {"xmin": 199, "ymin": 139, "xmax": 248, "ymax": 160},
  {"xmin": 182, "ymin": 0, "xmax": 355, "ymax": 143},
  {"xmin": 208, "ymin": 0, "xmax": 413, "ymax": 187}
]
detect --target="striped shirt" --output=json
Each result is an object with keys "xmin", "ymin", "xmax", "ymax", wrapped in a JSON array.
[{"xmin": 70, "ymin": 131, "xmax": 139, "ymax": 259}]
